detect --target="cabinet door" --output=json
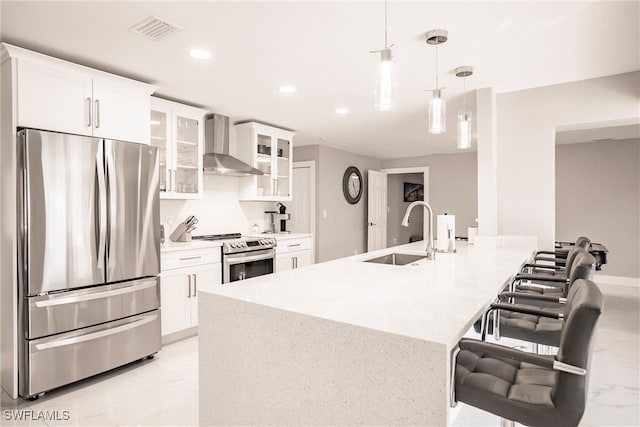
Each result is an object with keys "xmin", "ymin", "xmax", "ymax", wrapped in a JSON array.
[
  {"xmin": 255, "ymin": 132, "xmax": 275, "ymax": 197},
  {"xmin": 160, "ymin": 269, "xmax": 191, "ymax": 336},
  {"xmin": 293, "ymin": 250, "xmax": 312, "ymax": 269},
  {"xmin": 173, "ymin": 108, "xmax": 203, "ymax": 198},
  {"xmin": 274, "ymin": 135, "xmax": 292, "ymax": 198},
  {"xmin": 190, "ymin": 263, "xmax": 222, "ymax": 327},
  {"xmin": 276, "ymin": 254, "xmax": 294, "ymax": 272},
  {"xmin": 92, "ymin": 76, "xmax": 150, "ymax": 144},
  {"xmin": 16, "ymin": 60, "xmax": 93, "ymax": 136},
  {"xmin": 151, "ymin": 100, "xmax": 172, "ymax": 195}
]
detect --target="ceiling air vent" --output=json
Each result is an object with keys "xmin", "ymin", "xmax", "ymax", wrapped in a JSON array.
[{"xmin": 128, "ymin": 15, "xmax": 183, "ymax": 41}]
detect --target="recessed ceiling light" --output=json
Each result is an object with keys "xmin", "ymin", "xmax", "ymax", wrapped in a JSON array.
[
  {"xmin": 319, "ymin": 137, "xmax": 328, "ymax": 142},
  {"xmin": 335, "ymin": 107, "xmax": 349, "ymax": 115},
  {"xmin": 190, "ymin": 48, "xmax": 211, "ymax": 59},
  {"xmin": 279, "ymin": 85, "xmax": 296, "ymax": 94}
]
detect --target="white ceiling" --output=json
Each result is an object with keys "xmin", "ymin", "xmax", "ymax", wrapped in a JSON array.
[{"xmin": 2, "ymin": 1, "xmax": 639, "ymax": 159}]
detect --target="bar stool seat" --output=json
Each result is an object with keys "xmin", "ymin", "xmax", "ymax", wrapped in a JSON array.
[{"xmin": 453, "ymin": 279, "xmax": 603, "ymax": 427}]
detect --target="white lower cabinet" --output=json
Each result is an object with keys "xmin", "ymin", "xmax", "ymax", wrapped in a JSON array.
[
  {"xmin": 160, "ymin": 247, "xmax": 221, "ymax": 337},
  {"xmin": 275, "ymin": 236, "xmax": 312, "ymax": 272}
]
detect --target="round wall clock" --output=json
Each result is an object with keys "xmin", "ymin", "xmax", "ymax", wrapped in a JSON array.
[{"xmin": 342, "ymin": 166, "xmax": 363, "ymax": 204}]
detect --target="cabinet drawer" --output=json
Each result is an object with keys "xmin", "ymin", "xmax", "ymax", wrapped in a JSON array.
[
  {"xmin": 161, "ymin": 248, "xmax": 221, "ymax": 270},
  {"xmin": 276, "ymin": 237, "xmax": 311, "ymax": 254}
]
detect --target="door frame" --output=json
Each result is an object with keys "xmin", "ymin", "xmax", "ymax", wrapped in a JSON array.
[
  {"xmin": 380, "ymin": 166, "xmax": 430, "ymax": 245},
  {"xmin": 292, "ymin": 161, "xmax": 316, "ymax": 263}
]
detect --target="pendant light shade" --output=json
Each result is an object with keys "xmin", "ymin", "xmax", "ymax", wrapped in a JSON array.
[
  {"xmin": 428, "ymin": 88, "xmax": 446, "ymax": 134},
  {"xmin": 371, "ymin": 0, "xmax": 397, "ymax": 111},
  {"xmin": 457, "ymin": 111, "xmax": 472, "ymax": 149},
  {"xmin": 374, "ymin": 48, "xmax": 397, "ymax": 111},
  {"xmin": 455, "ymin": 66, "xmax": 474, "ymax": 149},
  {"xmin": 426, "ymin": 29, "xmax": 448, "ymax": 134}
]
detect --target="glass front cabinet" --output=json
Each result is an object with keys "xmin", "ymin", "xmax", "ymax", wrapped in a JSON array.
[
  {"xmin": 150, "ymin": 97, "xmax": 207, "ymax": 199},
  {"xmin": 235, "ymin": 122, "xmax": 295, "ymax": 201}
]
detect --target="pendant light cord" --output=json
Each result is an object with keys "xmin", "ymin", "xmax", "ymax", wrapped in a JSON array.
[
  {"xmin": 463, "ymin": 75, "xmax": 466, "ymax": 110},
  {"xmin": 435, "ymin": 44, "xmax": 439, "ymax": 89},
  {"xmin": 384, "ymin": 0, "xmax": 388, "ymax": 49}
]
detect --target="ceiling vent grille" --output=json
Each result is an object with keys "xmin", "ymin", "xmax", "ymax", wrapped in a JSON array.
[{"xmin": 128, "ymin": 15, "xmax": 183, "ymax": 41}]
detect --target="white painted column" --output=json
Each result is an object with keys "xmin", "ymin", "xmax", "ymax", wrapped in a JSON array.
[{"xmin": 476, "ymin": 88, "xmax": 498, "ymax": 237}]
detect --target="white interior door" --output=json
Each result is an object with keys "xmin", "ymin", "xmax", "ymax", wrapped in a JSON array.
[
  {"xmin": 290, "ymin": 165, "xmax": 311, "ymax": 233},
  {"xmin": 367, "ymin": 170, "xmax": 387, "ymax": 252}
]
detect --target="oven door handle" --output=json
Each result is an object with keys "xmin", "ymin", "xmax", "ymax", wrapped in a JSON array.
[{"xmin": 225, "ymin": 251, "xmax": 274, "ymax": 265}]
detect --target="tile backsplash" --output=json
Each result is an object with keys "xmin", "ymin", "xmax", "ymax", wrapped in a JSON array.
[{"xmin": 160, "ymin": 174, "xmax": 278, "ymax": 236}]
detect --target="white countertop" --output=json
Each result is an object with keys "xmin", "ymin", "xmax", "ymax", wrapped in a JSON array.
[
  {"xmin": 160, "ymin": 239, "xmax": 222, "ymax": 253},
  {"xmin": 200, "ymin": 241, "xmax": 534, "ymax": 349}
]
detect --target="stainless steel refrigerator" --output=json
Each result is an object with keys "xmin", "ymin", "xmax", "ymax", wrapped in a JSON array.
[{"xmin": 17, "ymin": 129, "xmax": 161, "ymax": 399}]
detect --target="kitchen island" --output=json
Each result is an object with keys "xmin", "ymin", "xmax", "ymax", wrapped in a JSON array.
[{"xmin": 198, "ymin": 240, "xmax": 535, "ymax": 426}]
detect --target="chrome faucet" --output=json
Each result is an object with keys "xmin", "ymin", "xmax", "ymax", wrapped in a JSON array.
[{"xmin": 401, "ymin": 201, "xmax": 435, "ymax": 260}]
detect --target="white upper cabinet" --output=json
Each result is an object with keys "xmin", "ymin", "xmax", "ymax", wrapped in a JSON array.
[
  {"xmin": 6, "ymin": 43, "xmax": 156, "ymax": 144},
  {"xmin": 236, "ymin": 122, "xmax": 295, "ymax": 201},
  {"xmin": 92, "ymin": 76, "xmax": 152, "ymax": 143},
  {"xmin": 16, "ymin": 60, "xmax": 93, "ymax": 136},
  {"xmin": 151, "ymin": 97, "xmax": 207, "ymax": 199}
]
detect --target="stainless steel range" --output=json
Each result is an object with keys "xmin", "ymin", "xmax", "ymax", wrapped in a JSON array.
[{"xmin": 193, "ymin": 233, "xmax": 276, "ymax": 283}]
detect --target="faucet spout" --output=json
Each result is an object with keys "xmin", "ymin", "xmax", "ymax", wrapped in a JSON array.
[{"xmin": 401, "ymin": 201, "xmax": 435, "ymax": 259}]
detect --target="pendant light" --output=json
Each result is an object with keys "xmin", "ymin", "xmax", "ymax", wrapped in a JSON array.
[
  {"xmin": 426, "ymin": 29, "xmax": 448, "ymax": 134},
  {"xmin": 370, "ymin": 0, "xmax": 397, "ymax": 111},
  {"xmin": 455, "ymin": 66, "xmax": 474, "ymax": 149}
]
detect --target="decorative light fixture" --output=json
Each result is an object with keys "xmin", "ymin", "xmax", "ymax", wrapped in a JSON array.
[
  {"xmin": 370, "ymin": 0, "xmax": 397, "ymax": 111},
  {"xmin": 426, "ymin": 29, "xmax": 448, "ymax": 134},
  {"xmin": 455, "ymin": 66, "xmax": 474, "ymax": 149}
]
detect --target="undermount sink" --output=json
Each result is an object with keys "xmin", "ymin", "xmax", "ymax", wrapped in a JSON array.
[{"xmin": 363, "ymin": 253, "xmax": 427, "ymax": 266}]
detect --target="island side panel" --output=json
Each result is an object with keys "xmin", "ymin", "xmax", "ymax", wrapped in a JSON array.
[{"xmin": 199, "ymin": 292, "xmax": 449, "ymax": 426}]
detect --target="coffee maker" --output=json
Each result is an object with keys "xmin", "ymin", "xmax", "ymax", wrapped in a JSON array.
[{"xmin": 265, "ymin": 203, "xmax": 290, "ymax": 233}]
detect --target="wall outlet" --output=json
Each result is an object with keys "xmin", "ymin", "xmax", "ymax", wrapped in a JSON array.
[
  {"xmin": 354, "ymin": 249, "xmax": 358, "ymax": 255},
  {"xmin": 322, "ymin": 210, "xmax": 327, "ymax": 219},
  {"xmin": 393, "ymin": 238, "xmax": 397, "ymax": 245},
  {"xmin": 166, "ymin": 216, "xmax": 174, "ymax": 226}
]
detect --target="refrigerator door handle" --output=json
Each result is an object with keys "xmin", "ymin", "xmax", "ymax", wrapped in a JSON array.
[
  {"xmin": 34, "ymin": 279, "xmax": 157, "ymax": 308},
  {"xmin": 96, "ymin": 148, "xmax": 107, "ymax": 270},
  {"xmin": 34, "ymin": 313, "xmax": 157, "ymax": 351},
  {"xmin": 106, "ymin": 142, "xmax": 117, "ymax": 269}
]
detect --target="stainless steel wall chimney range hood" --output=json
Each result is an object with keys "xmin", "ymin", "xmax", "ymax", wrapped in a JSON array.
[{"xmin": 203, "ymin": 114, "xmax": 263, "ymax": 176}]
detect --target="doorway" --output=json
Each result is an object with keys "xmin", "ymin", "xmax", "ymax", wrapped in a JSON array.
[
  {"xmin": 290, "ymin": 161, "xmax": 316, "ymax": 262},
  {"xmin": 367, "ymin": 167, "xmax": 429, "ymax": 251}
]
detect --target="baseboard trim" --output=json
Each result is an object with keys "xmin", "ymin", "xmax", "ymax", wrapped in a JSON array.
[
  {"xmin": 161, "ymin": 326, "xmax": 197, "ymax": 346},
  {"xmin": 593, "ymin": 274, "xmax": 640, "ymax": 287}
]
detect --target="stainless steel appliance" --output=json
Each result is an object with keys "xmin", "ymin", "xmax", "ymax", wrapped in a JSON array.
[
  {"xmin": 203, "ymin": 114, "xmax": 263, "ymax": 176},
  {"xmin": 17, "ymin": 129, "xmax": 161, "ymax": 400},
  {"xmin": 193, "ymin": 233, "xmax": 276, "ymax": 283}
]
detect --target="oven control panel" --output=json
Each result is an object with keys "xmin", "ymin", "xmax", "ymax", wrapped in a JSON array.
[{"xmin": 222, "ymin": 238, "xmax": 276, "ymax": 254}]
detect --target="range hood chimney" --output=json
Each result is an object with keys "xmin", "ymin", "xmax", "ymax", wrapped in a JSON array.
[{"xmin": 203, "ymin": 114, "xmax": 263, "ymax": 176}]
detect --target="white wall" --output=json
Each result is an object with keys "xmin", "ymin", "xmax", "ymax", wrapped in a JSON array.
[
  {"xmin": 382, "ymin": 152, "xmax": 478, "ymax": 238},
  {"xmin": 294, "ymin": 145, "xmax": 382, "ymax": 262},
  {"xmin": 387, "ymin": 173, "xmax": 423, "ymax": 246},
  {"xmin": 160, "ymin": 174, "xmax": 274, "ymax": 238},
  {"xmin": 556, "ymin": 139, "xmax": 640, "ymax": 278},
  {"xmin": 495, "ymin": 71, "xmax": 640, "ymax": 249}
]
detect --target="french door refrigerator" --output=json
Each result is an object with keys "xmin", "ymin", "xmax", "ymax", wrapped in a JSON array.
[{"xmin": 17, "ymin": 129, "xmax": 161, "ymax": 399}]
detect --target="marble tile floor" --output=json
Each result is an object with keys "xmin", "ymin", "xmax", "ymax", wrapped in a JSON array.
[{"xmin": 1, "ymin": 282, "xmax": 637, "ymax": 426}]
